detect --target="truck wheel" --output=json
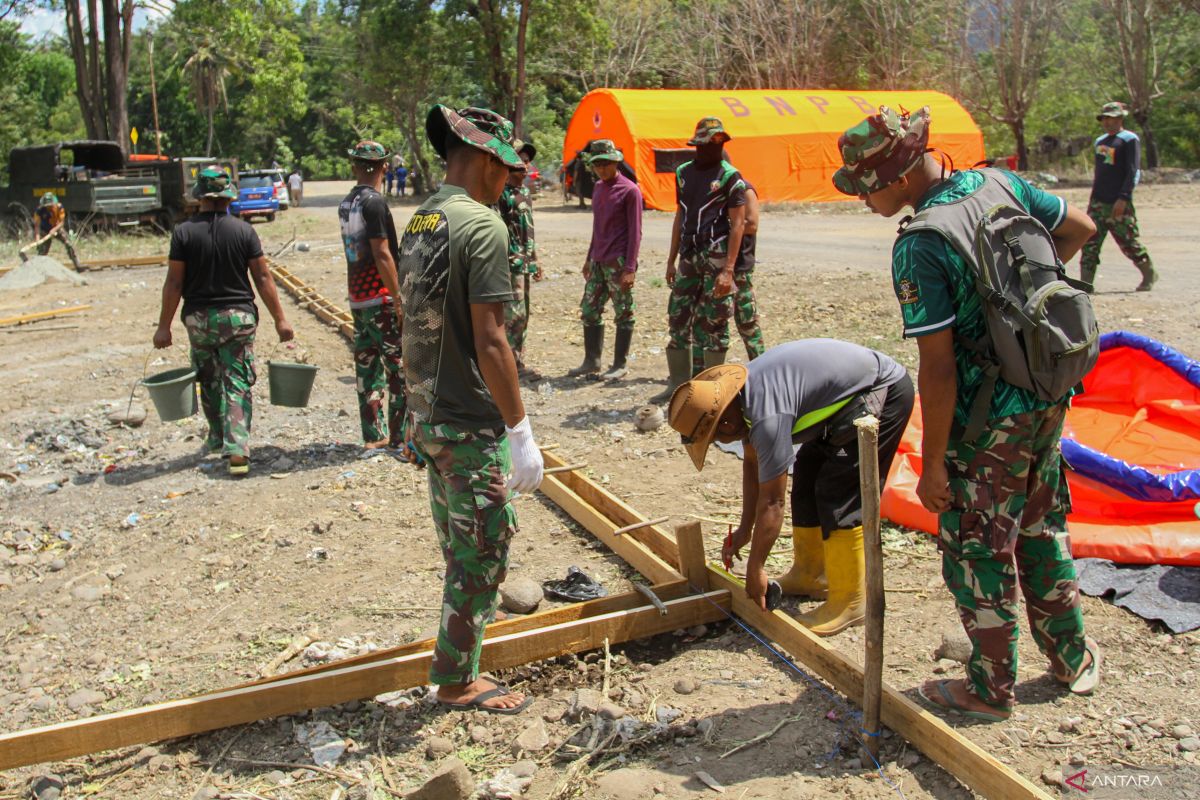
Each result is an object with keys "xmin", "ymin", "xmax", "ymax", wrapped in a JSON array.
[{"xmin": 266, "ymin": 213, "xmax": 276, "ymax": 223}]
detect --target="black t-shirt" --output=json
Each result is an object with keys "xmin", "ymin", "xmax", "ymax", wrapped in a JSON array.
[
  {"xmin": 737, "ymin": 177, "xmax": 757, "ymax": 272},
  {"xmin": 169, "ymin": 212, "xmax": 264, "ymax": 318},
  {"xmin": 339, "ymin": 185, "xmax": 399, "ymax": 308},
  {"xmin": 675, "ymin": 159, "xmax": 746, "ymax": 256}
]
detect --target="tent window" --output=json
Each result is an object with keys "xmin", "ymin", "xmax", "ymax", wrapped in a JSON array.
[{"xmin": 653, "ymin": 148, "xmax": 694, "ymax": 174}]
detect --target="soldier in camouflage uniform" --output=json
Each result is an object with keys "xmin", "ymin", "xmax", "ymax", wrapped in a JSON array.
[
  {"xmin": 339, "ymin": 140, "xmax": 409, "ymax": 453},
  {"xmin": 496, "ymin": 140, "xmax": 542, "ymax": 380},
  {"xmin": 154, "ymin": 167, "xmax": 294, "ymax": 476},
  {"xmin": 652, "ymin": 117, "xmax": 747, "ymax": 404},
  {"xmin": 834, "ymin": 107, "xmax": 1101, "ymax": 720},
  {"xmin": 398, "ymin": 105, "xmax": 544, "ymax": 713},
  {"xmin": 1080, "ymin": 101, "xmax": 1157, "ymax": 292}
]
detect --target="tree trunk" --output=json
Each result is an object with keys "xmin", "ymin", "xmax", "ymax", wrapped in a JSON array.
[
  {"xmin": 402, "ymin": 103, "xmax": 434, "ymax": 195},
  {"xmin": 205, "ymin": 107, "xmax": 215, "ymax": 157},
  {"xmin": 64, "ymin": 0, "xmax": 104, "ymax": 139},
  {"xmin": 474, "ymin": 0, "xmax": 512, "ymax": 116},
  {"xmin": 1012, "ymin": 118, "xmax": 1029, "ymax": 171},
  {"xmin": 513, "ymin": 0, "xmax": 531, "ymax": 135},
  {"xmin": 1133, "ymin": 110, "xmax": 1159, "ymax": 169},
  {"xmin": 103, "ymin": 0, "xmax": 131, "ymax": 157}
]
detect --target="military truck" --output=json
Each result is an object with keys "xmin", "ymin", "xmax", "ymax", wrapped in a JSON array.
[
  {"xmin": 1, "ymin": 140, "xmax": 168, "ymax": 238},
  {"xmin": 129, "ymin": 154, "xmax": 240, "ymax": 225}
]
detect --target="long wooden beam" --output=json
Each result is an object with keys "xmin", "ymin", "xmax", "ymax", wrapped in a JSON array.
[
  {"xmin": 267, "ymin": 260, "xmax": 355, "ymax": 341},
  {"xmin": 0, "ymin": 305, "xmax": 92, "ymax": 327},
  {"xmin": 540, "ymin": 451, "xmax": 1053, "ymax": 800},
  {"xmin": 77, "ymin": 256, "xmax": 168, "ymax": 271},
  {"xmin": 0, "ymin": 591, "xmax": 728, "ymax": 770}
]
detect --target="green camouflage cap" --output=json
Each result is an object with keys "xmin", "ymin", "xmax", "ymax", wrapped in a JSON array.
[
  {"xmin": 585, "ymin": 139, "xmax": 624, "ymax": 165},
  {"xmin": 192, "ymin": 166, "xmax": 238, "ymax": 199},
  {"xmin": 347, "ymin": 140, "xmax": 391, "ymax": 161},
  {"xmin": 426, "ymin": 105, "xmax": 524, "ymax": 170},
  {"xmin": 687, "ymin": 116, "xmax": 731, "ymax": 146},
  {"xmin": 832, "ymin": 105, "xmax": 931, "ymax": 196},
  {"xmin": 39, "ymin": 191, "xmax": 58, "ymax": 207},
  {"xmin": 1097, "ymin": 101, "xmax": 1129, "ymax": 120}
]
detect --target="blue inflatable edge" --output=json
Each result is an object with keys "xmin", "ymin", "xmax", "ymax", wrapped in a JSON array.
[{"xmin": 1060, "ymin": 331, "xmax": 1200, "ymax": 503}]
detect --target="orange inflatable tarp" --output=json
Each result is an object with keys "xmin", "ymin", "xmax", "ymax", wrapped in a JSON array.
[{"xmin": 562, "ymin": 89, "xmax": 985, "ymax": 212}]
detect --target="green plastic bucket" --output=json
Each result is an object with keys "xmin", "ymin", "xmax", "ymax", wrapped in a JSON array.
[
  {"xmin": 142, "ymin": 367, "xmax": 198, "ymax": 422},
  {"xmin": 268, "ymin": 361, "xmax": 319, "ymax": 407}
]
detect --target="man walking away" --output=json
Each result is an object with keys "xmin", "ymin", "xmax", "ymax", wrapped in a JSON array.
[
  {"xmin": 34, "ymin": 192, "xmax": 81, "ymax": 269},
  {"xmin": 153, "ymin": 167, "xmax": 294, "ymax": 476},
  {"xmin": 396, "ymin": 163, "xmax": 409, "ymax": 197},
  {"xmin": 287, "ymin": 170, "xmax": 303, "ymax": 208},
  {"xmin": 496, "ymin": 140, "xmax": 542, "ymax": 380},
  {"xmin": 569, "ymin": 139, "xmax": 643, "ymax": 381},
  {"xmin": 1079, "ymin": 101, "xmax": 1156, "ymax": 292},
  {"xmin": 835, "ymin": 105, "xmax": 1101, "ymax": 723},
  {"xmin": 339, "ymin": 140, "xmax": 408, "ymax": 454},
  {"xmin": 652, "ymin": 117, "xmax": 746, "ymax": 403},
  {"xmin": 398, "ymin": 104, "xmax": 544, "ymax": 714}
]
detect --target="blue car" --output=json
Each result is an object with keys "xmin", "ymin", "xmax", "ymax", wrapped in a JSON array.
[{"xmin": 230, "ymin": 173, "xmax": 279, "ymax": 222}]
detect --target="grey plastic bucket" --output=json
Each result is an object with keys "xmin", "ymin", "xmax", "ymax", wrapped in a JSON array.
[
  {"xmin": 268, "ymin": 361, "xmax": 319, "ymax": 407},
  {"xmin": 142, "ymin": 367, "xmax": 198, "ymax": 422}
]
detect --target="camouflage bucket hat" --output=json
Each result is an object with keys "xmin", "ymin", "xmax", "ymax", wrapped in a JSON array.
[
  {"xmin": 1097, "ymin": 101, "xmax": 1129, "ymax": 120},
  {"xmin": 687, "ymin": 116, "xmax": 731, "ymax": 146},
  {"xmin": 39, "ymin": 191, "xmax": 58, "ymax": 207},
  {"xmin": 832, "ymin": 105, "xmax": 931, "ymax": 196},
  {"xmin": 192, "ymin": 166, "xmax": 237, "ymax": 200},
  {"xmin": 426, "ymin": 105, "xmax": 524, "ymax": 171},
  {"xmin": 347, "ymin": 140, "xmax": 391, "ymax": 162},
  {"xmin": 585, "ymin": 139, "xmax": 624, "ymax": 164}
]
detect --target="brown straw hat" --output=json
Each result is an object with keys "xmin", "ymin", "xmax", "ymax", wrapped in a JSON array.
[{"xmin": 667, "ymin": 364, "xmax": 748, "ymax": 471}]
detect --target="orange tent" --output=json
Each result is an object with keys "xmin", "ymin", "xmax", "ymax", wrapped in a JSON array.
[{"xmin": 563, "ymin": 89, "xmax": 985, "ymax": 211}]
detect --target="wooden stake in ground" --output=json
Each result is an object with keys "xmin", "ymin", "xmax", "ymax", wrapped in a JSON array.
[
  {"xmin": 855, "ymin": 415, "xmax": 884, "ymax": 759},
  {"xmin": 674, "ymin": 521, "xmax": 709, "ymax": 592}
]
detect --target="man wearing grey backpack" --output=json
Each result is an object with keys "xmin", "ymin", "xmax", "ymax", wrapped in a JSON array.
[{"xmin": 834, "ymin": 106, "xmax": 1101, "ymax": 723}]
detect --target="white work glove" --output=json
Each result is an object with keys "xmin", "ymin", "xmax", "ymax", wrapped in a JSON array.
[{"xmin": 505, "ymin": 416, "xmax": 544, "ymax": 494}]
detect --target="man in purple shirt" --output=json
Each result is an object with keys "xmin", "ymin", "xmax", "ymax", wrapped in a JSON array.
[{"xmin": 568, "ymin": 139, "xmax": 644, "ymax": 380}]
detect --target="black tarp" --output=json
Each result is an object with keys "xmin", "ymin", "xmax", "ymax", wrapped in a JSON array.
[{"xmin": 8, "ymin": 141, "xmax": 125, "ymax": 184}]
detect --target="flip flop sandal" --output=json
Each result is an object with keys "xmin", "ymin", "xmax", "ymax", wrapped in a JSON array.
[
  {"xmin": 1067, "ymin": 636, "xmax": 1102, "ymax": 696},
  {"xmin": 440, "ymin": 682, "xmax": 533, "ymax": 716},
  {"xmin": 228, "ymin": 459, "xmax": 250, "ymax": 476},
  {"xmin": 917, "ymin": 680, "xmax": 1010, "ymax": 723}
]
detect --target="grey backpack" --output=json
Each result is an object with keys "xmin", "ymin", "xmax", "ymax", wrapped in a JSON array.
[{"xmin": 900, "ymin": 169, "xmax": 1098, "ymax": 440}]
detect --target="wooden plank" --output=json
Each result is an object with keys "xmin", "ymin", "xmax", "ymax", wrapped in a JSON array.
[
  {"xmin": 0, "ymin": 305, "xmax": 92, "ymax": 327},
  {"xmin": 674, "ymin": 521, "xmax": 709, "ymax": 591},
  {"xmin": 542, "ymin": 450, "xmax": 680, "ymax": 569},
  {"xmin": 855, "ymin": 415, "xmax": 884, "ymax": 758},
  {"xmin": 0, "ymin": 591, "xmax": 729, "ymax": 770},
  {"xmin": 537, "ymin": 468, "xmax": 682, "ymax": 585},
  {"xmin": 545, "ymin": 462, "xmax": 1053, "ymax": 800},
  {"xmin": 77, "ymin": 256, "xmax": 167, "ymax": 270},
  {"xmin": 223, "ymin": 580, "xmax": 690, "ymax": 693}
]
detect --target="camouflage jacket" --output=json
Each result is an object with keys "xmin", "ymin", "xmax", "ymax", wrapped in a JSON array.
[{"xmin": 496, "ymin": 185, "xmax": 538, "ymax": 275}]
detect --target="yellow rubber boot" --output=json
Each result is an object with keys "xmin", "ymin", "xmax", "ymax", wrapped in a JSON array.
[
  {"xmin": 777, "ymin": 526, "xmax": 827, "ymax": 599},
  {"xmin": 796, "ymin": 526, "xmax": 865, "ymax": 636}
]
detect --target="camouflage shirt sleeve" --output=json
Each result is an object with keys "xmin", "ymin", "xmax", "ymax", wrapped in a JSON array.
[{"xmin": 891, "ymin": 233, "xmax": 957, "ymax": 339}]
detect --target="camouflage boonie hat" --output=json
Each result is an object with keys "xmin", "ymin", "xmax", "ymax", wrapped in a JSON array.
[
  {"xmin": 585, "ymin": 139, "xmax": 624, "ymax": 165},
  {"xmin": 1097, "ymin": 101, "xmax": 1129, "ymax": 120},
  {"xmin": 347, "ymin": 140, "xmax": 391, "ymax": 161},
  {"xmin": 426, "ymin": 105, "xmax": 524, "ymax": 170},
  {"xmin": 687, "ymin": 116, "xmax": 731, "ymax": 146},
  {"xmin": 832, "ymin": 106, "xmax": 931, "ymax": 196},
  {"xmin": 192, "ymin": 166, "xmax": 237, "ymax": 200},
  {"xmin": 39, "ymin": 191, "xmax": 58, "ymax": 207}
]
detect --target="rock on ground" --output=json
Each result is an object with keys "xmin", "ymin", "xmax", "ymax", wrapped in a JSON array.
[
  {"xmin": 406, "ymin": 756, "xmax": 473, "ymax": 800},
  {"xmin": 500, "ymin": 575, "xmax": 543, "ymax": 614},
  {"xmin": 933, "ymin": 625, "xmax": 972, "ymax": 664},
  {"xmin": 594, "ymin": 768, "xmax": 661, "ymax": 800}
]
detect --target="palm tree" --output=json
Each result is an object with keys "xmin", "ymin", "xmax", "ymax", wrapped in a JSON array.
[{"xmin": 184, "ymin": 39, "xmax": 230, "ymax": 157}]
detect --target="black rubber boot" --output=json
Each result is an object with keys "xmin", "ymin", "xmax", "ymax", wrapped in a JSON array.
[
  {"xmin": 568, "ymin": 325, "xmax": 604, "ymax": 377},
  {"xmin": 649, "ymin": 347, "xmax": 691, "ymax": 404},
  {"xmin": 602, "ymin": 327, "xmax": 634, "ymax": 380}
]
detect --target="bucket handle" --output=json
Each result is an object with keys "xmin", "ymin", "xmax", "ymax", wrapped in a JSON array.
[{"xmin": 119, "ymin": 350, "xmax": 156, "ymax": 429}]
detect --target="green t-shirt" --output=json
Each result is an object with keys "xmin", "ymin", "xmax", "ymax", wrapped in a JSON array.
[
  {"xmin": 890, "ymin": 169, "xmax": 1068, "ymax": 427},
  {"xmin": 398, "ymin": 184, "xmax": 514, "ymax": 429}
]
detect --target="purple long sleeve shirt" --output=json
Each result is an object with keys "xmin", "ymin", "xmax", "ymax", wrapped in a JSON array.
[{"xmin": 586, "ymin": 172, "xmax": 643, "ymax": 272}]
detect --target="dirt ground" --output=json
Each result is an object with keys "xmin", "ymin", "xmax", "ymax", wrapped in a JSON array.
[{"xmin": 1, "ymin": 180, "xmax": 1198, "ymax": 800}]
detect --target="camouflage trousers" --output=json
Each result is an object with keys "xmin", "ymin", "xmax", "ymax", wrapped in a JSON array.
[
  {"xmin": 668, "ymin": 251, "xmax": 732, "ymax": 352},
  {"xmin": 505, "ymin": 272, "xmax": 531, "ymax": 368},
  {"xmin": 939, "ymin": 403, "xmax": 1087, "ymax": 709},
  {"xmin": 411, "ymin": 421, "xmax": 517, "ymax": 685},
  {"xmin": 184, "ymin": 307, "xmax": 256, "ymax": 458},
  {"xmin": 579, "ymin": 259, "xmax": 636, "ymax": 329},
  {"xmin": 352, "ymin": 303, "xmax": 405, "ymax": 446},
  {"xmin": 1080, "ymin": 198, "xmax": 1153, "ymax": 275},
  {"xmin": 692, "ymin": 270, "xmax": 764, "ymax": 373}
]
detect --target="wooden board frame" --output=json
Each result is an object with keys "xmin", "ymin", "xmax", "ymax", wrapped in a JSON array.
[{"xmin": 0, "ymin": 256, "xmax": 1051, "ymax": 800}]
